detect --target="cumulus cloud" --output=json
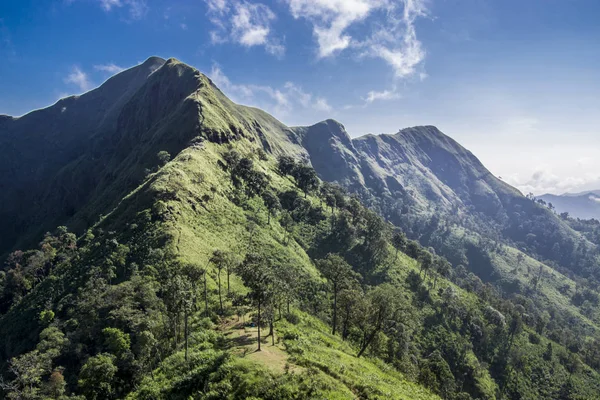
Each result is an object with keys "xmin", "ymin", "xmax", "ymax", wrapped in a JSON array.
[
  {"xmin": 364, "ymin": 87, "xmax": 401, "ymax": 104},
  {"xmin": 205, "ymin": 0, "xmax": 284, "ymax": 56},
  {"xmin": 94, "ymin": 63, "xmax": 125, "ymax": 74},
  {"xmin": 589, "ymin": 195, "xmax": 600, "ymax": 203},
  {"xmin": 64, "ymin": 66, "xmax": 93, "ymax": 92},
  {"xmin": 506, "ymin": 168, "xmax": 600, "ymax": 195},
  {"xmin": 209, "ymin": 64, "xmax": 332, "ymax": 118},
  {"xmin": 286, "ymin": 0, "xmax": 375, "ymax": 58},
  {"xmin": 284, "ymin": 0, "xmax": 427, "ymax": 78}
]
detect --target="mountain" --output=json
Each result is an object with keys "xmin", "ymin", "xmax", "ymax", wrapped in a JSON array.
[
  {"xmin": 0, "ymin": 56, "xmax": 302, "ymax": 257},
  {"xmin": 540, "ymin": 191, "xmax": 600, "ymax": 220},
  {"xmin": 564, "ymin": 189, "xmax": 600, "ymax": 197},
  {"xmin": 1, "ymin": 58, "xmax": 600, "ymax": 400},
  {"xmin": 294, "ymin": 120, "xmax": 598, "ymax": 280}
]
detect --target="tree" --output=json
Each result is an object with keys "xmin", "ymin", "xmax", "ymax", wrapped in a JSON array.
[
  {"xmin": 338, "ymin": 287, "xmax": 362, "ymax": 340},
  {"xmin": 419, "ymin": 350, "xmax": 456, "ymax": 399},
  {"xmin": 157, "ymin": 150, "xmax": 171, "ymax": 166},
  {"xmin": 236, "ymin": 253, "xmax": 275, "ymax": 351},
  {"xmin": 231, "ymin": 156, "xmax": 269, "ymax": 198},
  {"xmin": 357, "ymin": 284, "xmax": 398, "ymax": 357},
  {"xmin": 262, "ymin": 190, "xmax": 281, "ymax": 224},
  {"xmin": 356, "ymin": 209, "xmax": 390, "ymax": 270},
  {"xmin": 78, "ymin": 354, "xmax": 118, "ymax": 400},
  {"xmin": 433, "ymin": 258, "xmax": 452, "ymax": 289},
  {"xmin": 0, "ymin": 327, "xmax": 68, "ymax": 399},
  {"xmin": 45, "ymin": 370, "xmax": 66, "ymax": 399},
  {"xmin": 419, "ymin": 250, "xmax": 434, "ymax": 280},
  {"xmin": 405, "ymin": 240, "xmax": 421, "ymax": 259},
  {"xmin": 280, "ymin": 211, "xmax": 295, "ymax": 245},
  {"xmin": 325, "ymin": 192, "xmax": 337, "ymax": 214},
  {"xmin": 543, "ymin": 342, "xmax": 553, "ymax": 361},
  {"xmin": 277, "ymin": 155, "xmax": 297, "ymax": 176},
  {"xmin": 245, "ymin": 169, "xmax": 269, "ymax": 197},
  {"xmin": 0, "ymin": 350, "xmax": 52, "ymax": 399},
  {"xmin": 181, "ymin": 262, "xmax": 206, "ymax": 311},
  {"xmin": 103, "ymin": 327, "xmax": 131, "ymax": 358},
  {"xmin": 347, "ymin": 196, "xmax": 363, "ymax": 224},
  {"xmin": 163, "ymin": 273, "xmax": 193, "ymax": 354},
  {"xmin": 294, "ymin": 164, "xmax": 319, "ymax": 198},
  {"xmin": 210, "ymin": 249, "xmax": 234, "ymax": 315},
  {"xmin": 316, "ymin": 254, "xmax": 360, "ymax": 335},
  {"xmin": 222, "ymin": 149, "xmax": 241, "ymax": 170},
  {"xmin": 392, "ymin": 231, "xmax": 407, "ymax": 261}
]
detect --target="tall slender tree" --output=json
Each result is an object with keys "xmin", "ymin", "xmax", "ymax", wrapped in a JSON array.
[
  {"xmin": 392, "ymin": 231, "xmax": 407, "ymax": 261},
  {"xmin": 294, "ymin": 165, "xmax": 320, "ymax": 198},
  {"xmin": 316, "ymin": 254, "xmax": 360, "ymax": 335},
  {"xmin": 356, "ymin": 284, "xmax": 398, "ymax": 358},
  {"xmin": 262, "ymin": 190, "xmax": 281, "ymax": 225},
  {"xmin": 236, "ymin": 253, "xmax": 275, "ymax": 351}
]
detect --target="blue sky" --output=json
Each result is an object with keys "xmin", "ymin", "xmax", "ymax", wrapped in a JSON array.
[{"xmin": 1, "ymin": 0, "xmax": 599, "ymax": 194}]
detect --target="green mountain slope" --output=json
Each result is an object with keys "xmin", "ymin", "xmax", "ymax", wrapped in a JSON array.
[
  {"xmin": 2, "ymin": 57, "xmax": 600, "ymax": 400},
  {"xmin": 293, "ymin": 119, "xmax": 600, "ymax": 326},
  {"xmin": 0, "ymin": 57, "xmax": 305, "ymax": 258}
]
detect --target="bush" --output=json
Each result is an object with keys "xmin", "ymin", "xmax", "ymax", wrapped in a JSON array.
[
  {"xmin": 157, "ymin": 151, "xmax": 171, "ymax": 166},
  {"xmin": 529, "ymin": 332, "xmax": 541, "ymax": 344},
  {"xmin": 285, "ymin": 312, "xmax": 300, "ymax": 325}
]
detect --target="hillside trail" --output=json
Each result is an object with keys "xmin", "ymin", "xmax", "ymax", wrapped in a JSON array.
[{"xmin": 218, "ymin": 314, "xmax": 300, "ymax": 373}]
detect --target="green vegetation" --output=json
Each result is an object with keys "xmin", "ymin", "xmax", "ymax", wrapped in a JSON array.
[
  {"xmin": 2, "ymin": 140, "xmax": 600, "ymax": 400},
  {"xmin": 2, "ymin": 57, "xmax": 600, "ymax": 400}
]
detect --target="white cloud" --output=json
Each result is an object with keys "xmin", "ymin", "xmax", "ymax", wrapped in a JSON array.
[
  {"xmin": 364, "ymin": 87, "xmax": 401, "ymax": 104},
  {"xmin": 314, "ymin": 97, "xmax": 332, "ymax": 112},
  {"xmin": 284, "ymin": 0, "xmax": 428, "ymax": 78},
  {"xmin": 94, "ymin": 63, "xmax": 125, "ymax": 74},
  {"xmin": 64, "ymin": 66, "xmax": 93, "ymax": 92},
  {"xmin": 83, "ymin": 0, "xmax": 148, "ymax": 19},
  {"xmin": 231, "ymin": 3, "xmax": 272, "ymax": 45},
  {"xmin": 206, "ymin": 0, "xmax": 228, "ymax": 13},
  {"xmin": 209, "ymin": 64, "xmax": 332, "ymax": 118},
  {"xmin": 506, "ymin": 167, "xmax": 600, "ymax": 195},
  {"xmin": 286, "ymin": 0, "xmax": 376, "ymax": 57},
  {"xmin": 205, "ymin": 0, "xmax": 284, "ymax": 56},
  {"xmin": 180, "ymin": 23, "xmax": 188, "ymax": 30},
  {"xmin": 589, "ymin": 195, "xmax": 600, "ymax": 203},
  {"xmin": 100, "ymin": 0, "xmax": 121, "ymax": 11}
]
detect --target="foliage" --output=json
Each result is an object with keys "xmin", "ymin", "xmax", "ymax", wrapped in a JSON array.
[{"xmin": 2, "ymin": 138, "xmax": 600, "ymax": 400}]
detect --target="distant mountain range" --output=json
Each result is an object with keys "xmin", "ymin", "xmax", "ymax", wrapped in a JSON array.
[{"xmin": 540, "ymin": 190, "xmax": 600, "ymax": 220}]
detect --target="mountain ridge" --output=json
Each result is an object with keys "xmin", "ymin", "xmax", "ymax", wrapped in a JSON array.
[
  {"xmin": 540, "ymin": 191, "xmax": 600, "ymax": 220},
  {"xmin": 2, "ymin": 57, "xmax": 600, "ymax": 399}
]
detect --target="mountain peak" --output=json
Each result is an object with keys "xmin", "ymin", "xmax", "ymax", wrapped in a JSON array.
[
  {"xmin": 397, "ymin": 125, "xmax": 445, "ymax": 138},
  {"xmin": 304, "ymin": 119, "xmax": 353, "ymax": 148},
  {"xmin": 143, "ymin": 55, "xmax": 166, "ymax": 64}
]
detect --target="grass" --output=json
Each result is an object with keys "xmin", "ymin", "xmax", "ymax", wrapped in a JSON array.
[
  {"xmin": 103, "ymin": 139, "xmax": 440, "ymax": 399},
  {"xmin": 277, "ymin": 311, "xmax": 439, "ymax": 400},
  {"xmin": 220, "ymin": 314, "xmax": 292, "ymax": 373}
]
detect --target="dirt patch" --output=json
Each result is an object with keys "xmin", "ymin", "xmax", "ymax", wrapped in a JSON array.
[{"xmin": 220, "ymin": 315, "xmax": 300, "ymax": 373}]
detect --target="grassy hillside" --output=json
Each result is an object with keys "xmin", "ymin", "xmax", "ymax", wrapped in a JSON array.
[
  {"xmin": 0, "ymin": 138, "xmax": 445, "ymax": 399},
  {"xmin": 2, "ymin": 58, "xmax": 600, "ymax": 400},
  {"xmin": 4, "ymin": 136, "xmax": 600, "ymax": 399}
]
